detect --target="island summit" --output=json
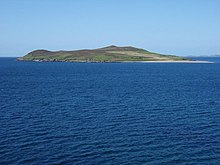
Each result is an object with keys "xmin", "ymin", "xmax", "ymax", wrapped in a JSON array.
[{"xmin": 18, "ymin": 45, "xmax": 191, "ymax": 62}]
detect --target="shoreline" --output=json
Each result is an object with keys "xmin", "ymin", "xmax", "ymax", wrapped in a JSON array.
[
  {"xmin": 127, "ymin": 60, "xmax": 213, "ymax": 63},
  {"xmin": 17, "ymin": 59, "xmax": 213, "ymax": 63}
]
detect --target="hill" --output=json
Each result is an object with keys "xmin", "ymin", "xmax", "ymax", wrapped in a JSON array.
[{"xmin": 18, "ymin": 45, "xmax": 191, "ymax": 62}]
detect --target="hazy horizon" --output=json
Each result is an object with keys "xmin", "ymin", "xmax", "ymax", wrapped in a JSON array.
[{"xmin": 1, "ymin": 0, "xmax": 220, "ymax": 57}]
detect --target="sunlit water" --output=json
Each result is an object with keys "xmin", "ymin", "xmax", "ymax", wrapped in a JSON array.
[{"xmin": 1, "ymin": 58, "xmax": 220, "ymax": 164}]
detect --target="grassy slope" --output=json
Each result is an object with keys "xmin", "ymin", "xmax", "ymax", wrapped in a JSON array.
[{"xmin": 18, "ymin": 45, "xmax": 190, "ymax": 62}]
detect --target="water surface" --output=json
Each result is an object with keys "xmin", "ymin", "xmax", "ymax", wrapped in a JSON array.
[{"xmin": 1, "ymin": 58, "xmax": 220, "ymax": 164}]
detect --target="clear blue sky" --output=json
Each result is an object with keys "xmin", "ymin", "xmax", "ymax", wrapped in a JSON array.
[{"xmin": 1, "ymin": 0, "xmax": 220, "ymax": 57}]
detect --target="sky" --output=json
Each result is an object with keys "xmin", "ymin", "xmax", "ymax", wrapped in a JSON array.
[{"xmin": 1, "ymin": 0, "xmax": 220, "ymax": 57}]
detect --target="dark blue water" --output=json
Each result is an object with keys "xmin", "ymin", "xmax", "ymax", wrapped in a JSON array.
[{"xmin": 1, "ymin": 58, "xmax": 220, "ymax": 164}]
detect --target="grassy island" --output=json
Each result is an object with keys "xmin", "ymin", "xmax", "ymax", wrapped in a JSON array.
[{"xmin": 18, "ymin": 45, "xmax": 191, "ymax": 62}]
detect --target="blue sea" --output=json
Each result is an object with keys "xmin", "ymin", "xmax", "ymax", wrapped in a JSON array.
[{"xmin": 1, "ymin": 58, "xmax": 220, "ymax": 164}]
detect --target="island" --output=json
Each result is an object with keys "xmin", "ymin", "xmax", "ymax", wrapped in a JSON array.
[{"xmin": 18, "ymin": 45, "xmax": 192, "ymax": 62}]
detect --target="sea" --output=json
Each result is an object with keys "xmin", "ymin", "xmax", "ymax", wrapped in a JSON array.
[{"xmin": 0, "ymin": 57, "xmax": 220, "ymax": 164}]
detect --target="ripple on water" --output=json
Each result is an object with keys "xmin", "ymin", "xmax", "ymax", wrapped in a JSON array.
[{"xmin": 0, "ymin": 58, "xmax": 220, "ymax": 164}]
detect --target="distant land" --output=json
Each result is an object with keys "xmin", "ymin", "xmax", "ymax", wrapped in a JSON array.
[
  {"xmin": 187, "ymin": 54, "xmax": 220, "ymax": 57},
  {"xmin": 18, "ymin": 45, "xmax": 192, "ymax": 62}
]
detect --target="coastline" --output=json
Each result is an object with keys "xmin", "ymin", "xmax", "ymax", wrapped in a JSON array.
[
  {"xmin": 128, "ymin": 60, "xmax": 214, "ymax": 63},
  {"xmin": 17, "ymin": 58, "xmax": 213, "ymax": 63}
]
